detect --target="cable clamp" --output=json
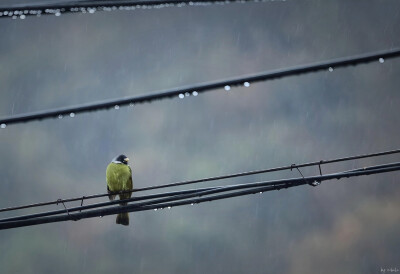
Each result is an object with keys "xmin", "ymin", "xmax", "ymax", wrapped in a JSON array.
[
  {"xmin": 80, "ymin": 196, "xmax": 85, "ymax": 212},
  {"xmin": 57, "ymin": 199, "xmax": 79, "ymax": 221}
]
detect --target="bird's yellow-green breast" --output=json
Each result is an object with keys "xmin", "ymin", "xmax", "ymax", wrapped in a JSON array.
[{"xmin": 106, "ymin": 162, "xmax": 132, "ymax": 193}]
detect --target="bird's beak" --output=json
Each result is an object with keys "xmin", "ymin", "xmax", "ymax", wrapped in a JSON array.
[{"xmin": 124, "ymin": 157, "xmax": 129, "ymax": 162}]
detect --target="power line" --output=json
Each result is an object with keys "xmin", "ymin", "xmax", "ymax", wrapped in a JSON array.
[
  {"xmin": 0, "ymin": 48, "xmax": 399, "ymax": 127},
  {"xmin": 0, "ymin": 186, "xmax": 224, "ymax": 222},
  {"xmin": 0, "ymin": 162, "xmax": 399, "ymax": 230},
  {"xmin": 1, "ymin": 148, "xmax": 399, "ymax": 214},
  {"xmin": 2, "ymin": 162, "xmax": 398, "ymax": 224},
  {"xmin": 0, "ymin": 0, "xmax": 265, "ymax": 19}
]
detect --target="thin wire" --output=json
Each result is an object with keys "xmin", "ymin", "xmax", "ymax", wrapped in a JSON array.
[
  {"xmin": 0, "ymin": 162, "xmax": 399, "ymax": 230},
  {"xmin": 0, "ymin": 0, "xmax": 265, "ymax": 19},
  {"xmin": 0, "ymin": 148, "xmax": 399, "ymax": 214},
  {"xmin": 3, "ymin": 162, "xmax": 398, "ymax": 223},
  {"xmin": 0, "ymin": 48, "xmax": 399, "ymax": 126},
  {"xmin": 0, "ymin": 186, "xmax": 223, "ymax": 222}
]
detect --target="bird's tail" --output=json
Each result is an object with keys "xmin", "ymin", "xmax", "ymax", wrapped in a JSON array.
[{"xmin": 116, "ymin": 212, "xmax": 129, "ymax": 226}]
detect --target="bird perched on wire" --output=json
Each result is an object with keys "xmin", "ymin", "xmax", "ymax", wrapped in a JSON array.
[{"xmin": 106, "ymin": 154, "xmax": 133, "ymax": 226}]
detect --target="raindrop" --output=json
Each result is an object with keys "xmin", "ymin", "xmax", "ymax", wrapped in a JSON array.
[
  {"xmin": 178, "ymin": 93, "xmax": 185, "ymax": 99},
  {"xmin": 89, "ymin": 8, "xmax": 96, "ymax": 14},
  {"xmin": 185, "ymin": 92, "xmax": 190, "ymax": 97},
  {"xmin": 310, "ymin": 181, "xmax": 321, "ymax": 187},
  {"xmin": 58, "ymin": 114, "xmax": 63, "ymax": 119},
  {"xmin": 55, "ymin": 11, "xmax": 61, "ymax": 16},
  {"xmin": 114, "ymin": 105, "xmax": 120, "ymax": 110},
  {"xmin": 259, "ymin": 192, "xmax": 263, "ymax": 194},
  {"xmin": 379, "ymin": 58, "xmax": 384, "ymax": 63},
  {"xmin": 69, "ymin": 112, "xmax": 75, "ymax": 118},
  {"xmin": 190, "ymin": 203, "xmax": 194, "ymax": 205},
  {"xmin": 328, "ymin": 67, "xmax": 334, "ymax": 72},
  {"xmin": 224, "ymin": 85, "xmax": 231, "ymax": 91},
  {"xmin": 0, "ymin": 123, "xmax": 6, "ymax": 129},
  {"xmin": 99, "ymin": 215, "xmax": 103, "ymax": 218},
  {"xmin": 167, "ymin": 206, "xmax": 171, "ymax": 209},
  {"xmin": 129, "ymin": 102, "xmax": 134, "ymax": 107},
  {"xmin": 154, "ymin": 208, "xmax": 158, "ymax": 211},
  {"xmin": 12, "ymin": 16, "xmax": 17, "ymax": 19},
  {"xmin": 192, "ymin": 91, "xmax": 198, "ymax": 96},
  {"xmin": 20, "ymin": 14, "xmax": 26, "ymax": 19},
  {"xmin": 244, "ymin": 82, "xmax": 250, "ymax": 87}
]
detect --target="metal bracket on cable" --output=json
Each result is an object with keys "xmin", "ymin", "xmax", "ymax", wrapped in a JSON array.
[
  {"xmin": 80, "ymin": 196, "xmax": 85, "ymax": 212},
  {"xmin": 318, "ymin": 160, "xmax": 323, "ymax": 176},
  {"xmin": 310, "ymin": 161, "xmax": 323, "ymax": 187},
  {"xmin": 57, "ymin": 199, "xmax": 79, "ymax": 221},
  {"xmin": 292, "ymin": 164, "xmax": 320, "ymax": 187}
]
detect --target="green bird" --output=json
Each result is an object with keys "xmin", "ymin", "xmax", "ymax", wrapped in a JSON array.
[{"xmin": 106, "ymin": 154, "xmax": 133, "ymax": 226}]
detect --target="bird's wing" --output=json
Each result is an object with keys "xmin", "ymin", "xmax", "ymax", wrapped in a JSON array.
[
  {"xmin": 107, "ymin": 185, "xmax": 116, "ymax": 201},
  {"xmin": 127, "ymin": 166, "xmax": 133, "ymax": 198}
]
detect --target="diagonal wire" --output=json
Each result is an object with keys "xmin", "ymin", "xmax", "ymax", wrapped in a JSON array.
[
  {"xmin": 0, "ymin": 48, "xmax": 399, "ymax": 126},
  {"xmin": 0, "ymin": 186, "xmax": 223, "ymax": 222},
  {"xmin": 3, "ymin": 162, "xmax": 399, "ymax": 223},
  {"xmin": 0, "ymin": 148, "xmax": 399, "ymax": 214},
  {"xmin": 0, "ymin": 162, "xmax": 399, "ymax": 230},
  {"xmin": 0, "ymin": 0, "xmax": 268, "ymax": 19}
]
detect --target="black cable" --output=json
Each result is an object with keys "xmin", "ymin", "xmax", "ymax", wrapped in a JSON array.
[
  {"xmin": 0, "ymin": 48, "xmax": 399, "ymax": 127},
  {"xmin": 0, "ymin": 186, "xmax": 223, "ymax": 222},
  {"xmin": 3, "ymin": 162, "xmax": 398, "ymax": 223},
  {"xmin": 1, "ymin": 148, "xmax": 399, "ymax": 214},
  {"xmin": 0, "ymin": 0, "xmax": 259, "ymax": 19},
  {"xmin": 0, "ymin": 162, "xmax": 399, "ymax": 230}
]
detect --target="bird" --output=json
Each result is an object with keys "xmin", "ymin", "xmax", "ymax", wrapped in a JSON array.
[{"xmin": 106, "ymin": 154, "xmax": 133, "ymax": 226}]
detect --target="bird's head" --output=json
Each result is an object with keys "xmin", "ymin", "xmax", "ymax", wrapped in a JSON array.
[{"xmin": 112, "ymin": 154, "xmax": 130, "ymax": 165}]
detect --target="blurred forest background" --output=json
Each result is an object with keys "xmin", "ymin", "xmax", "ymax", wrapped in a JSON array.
[{"xmin": 0, "ymin": 0, "xmax": 399, "ymax": 273}]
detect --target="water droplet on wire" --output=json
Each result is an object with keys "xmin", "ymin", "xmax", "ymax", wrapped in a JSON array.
[
  {"xmin": 185, "ymin": 92, "xmax": 190, "ymax": 97},
  {"xmin": 224, "ymin": 85, "xmax": 231, "ymax": 91},
  {"xmin": 69, "ymin": 112, "xmax": 75, "ymax": 118},
  {"xmin": 379, "ymin": 58, "xmax": 384, "ymax": 63},
  {"xmin": 0, "ymin": 123, "xmax": 6, "ymax": 129},
  {"xmin": 154, "ymin": 208, "xmax": 158, "ymax": 211},
  {"xmin": 178, "ymin": 93, "xmax": 184, "ymax": 99},
  {"xmin": 114, "ymin": 105, "xmax": 120, "ymax": 110},
  {"xmin": 244, "ymin": 82, "xmax": 250, "ymax": 87},
  {"xmin": 58, "ymin": 114, "xmax": 63, "ymax": 119},
  {"xmin": 328, "ymin": 67, "xmax": 334, "ymax": 72},
  {"xmin": 192, "ymin": 91, "xmax": 198, "ymax": 96}
]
